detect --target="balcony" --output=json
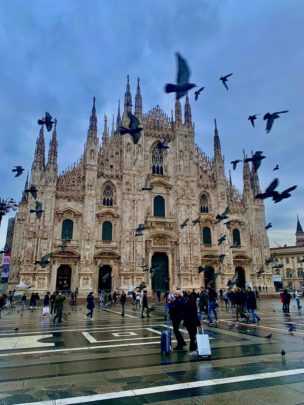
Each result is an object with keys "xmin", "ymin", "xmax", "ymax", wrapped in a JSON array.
[{"xmin": 145, "ymin": 216, "xmax": 175, "ymax": 231}]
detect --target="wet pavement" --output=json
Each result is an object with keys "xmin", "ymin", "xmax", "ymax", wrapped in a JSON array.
[{"xmin": 1, "ymin": 297, "xmax": 304, "ymax": 404}]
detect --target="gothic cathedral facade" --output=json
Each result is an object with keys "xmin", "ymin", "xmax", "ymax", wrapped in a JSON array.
[{"xmin": 9, "ymin": 77, "xmax": 271, "ymax": 295}]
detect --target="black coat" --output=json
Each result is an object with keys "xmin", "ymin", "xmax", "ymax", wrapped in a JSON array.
[
  {"xmin": 169, "ymin": 296, "xmax": 184, "ymax": 322},
  {"xmin": 120, "ymin": 293, "xmax": 127, "ymax": 304},
  {"xmin": 247, "ymin": 291, "xmax": 257, "ymax": 310},
  {"xmin": 183, "ymin": 300, "xmax": 201, "ymax": 327}
]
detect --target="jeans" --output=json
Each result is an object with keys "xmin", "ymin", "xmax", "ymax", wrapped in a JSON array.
[
  {"xmin": 207, "ymin": 301, "xmax": 218, "ymax": 322},
  {"xmin": 86, "ymin": 307, "xmax": 94, "ymax": 318},
  {"xmin": 121, "ymin": 304, "xmax": 125, "ymax": 316},
  {"xmin": 250, "ymin": 309, "xmax": 260, "ymax": 323}
]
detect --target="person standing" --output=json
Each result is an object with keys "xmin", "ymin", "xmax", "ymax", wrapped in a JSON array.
[
  {"xmin": 43, "ymin": 292, "xmax": 50, "ymax": 317},
  {"xmin": 295, "ymin": 290, "xmax": 302, "ymax": 309},
  {"xmin": 282, "ymin": 289, "xmax": 291, "ymax": 313},
  {"xmin": 168, "ymin": 290, "xmax": 186, "ymax": 350},
  {"xmin": 53, "ymin": 292, "xmax": 65, "ymax": 323},
  {"xmin": 141, "ymin": 290, "xmax": 150, "ymax": 318},
  {"xmin": 120, "ymin": 289, "xmax": 127, "ymax": 316},
  {"xmin": 198, "ymin": 286, "xmax": 208, "ymax": 321},
  {"xmin": 86, "ymin": 292, "xmax": 95, "ymax": 320},
  {"xmin": 50, "ymin": 292, "xmax": 56, "ymax": 315},
  {"xmin": 156, "ymin": 290, "xmax": 161, "ymax": 304},
  {"xmin": 206, "ymin": 284, "xmax": 218, "ymax": 324},
  {"xmin": 235, "ymin": 287, "xmax": 249, "ymax": 322},
  {"xmin": 183, "ymin": 291, "xmax": 201, "ymax": 355},
  {"xmin": 246, "ymin": 286, "xmax": 261, "ymax": 324}
]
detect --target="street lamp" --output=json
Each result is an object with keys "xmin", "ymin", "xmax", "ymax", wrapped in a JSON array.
[{"xmin": 0, "ymin": 198, "xmax": 18, "ymax": 226}]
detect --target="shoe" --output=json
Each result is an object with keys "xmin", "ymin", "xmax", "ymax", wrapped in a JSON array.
[
  {"xmin": 141, "ymin": 316, "xmax": 145, "ymax": 318},
  {"xmin": 147, "ymin": 315, "xmax": 150, "ymax": 318},
  {"xmin": 90, "ymin": 318, "xmax": 94, "ymax": 321},
  {"xmin": 182, "ymin": 342, "xmax": 187, "ymax": 347}
]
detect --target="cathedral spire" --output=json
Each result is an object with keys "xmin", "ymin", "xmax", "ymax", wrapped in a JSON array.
[
  {"xmin": 116, "ymin": 99, "xmax": 122, "ymax": 131},
  {"xmin": 111, "ymin": 114, "xmax": 115, "ymax": 136},
  {"xmin": 102, "ymin": 114, "xmax": 109, "ymax": 145},
  {"xmin": 32, "ymin": 125, "xmax": 45, "ymax": 170},
  {"xmin": 184, "ymin": 95, "xmax": 192, "ymax": 126},
  {"xmin": 214, "ymin": 119, "xmax": 221, "ymax": 156},
  {"xmin": 47, "ymin": 121, "xmax": 58, "ymax": 168},
  {"xmin": 135, "ymin": 77, "xmax": 142, "ymax": 117},
  {"xmin": 297, "ymin": 215, "xmax": 303, "ymax": 233},
  {"xmin": 242, "ymin": 150, "xmax": 252, "ymax": 199},
  {"xmin": 251, "ymin": 164, "xmax": 261, "ymax": 195},
  {"xmin": 296, "ymin": 215, "xmax": 304, "ymax": 247},
  {"xmin": 87, "ymin": 97, "xmax": 98, "ymax": 143},
  {"xmin": 175, "ymin": 99, "xmax": 182, "ymax": 127},
  {"xmin": 124, "ymin": 75, "xmax": 132, "ymax": 114}
]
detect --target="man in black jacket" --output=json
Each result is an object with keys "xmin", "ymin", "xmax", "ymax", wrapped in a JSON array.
[
  {"xmin": 120, "ymin": 289, "xmax": 127, "ymax": 316},
  {"xmin": 169, "ymin": 290, "xmax": 186, "ymax": 350}
]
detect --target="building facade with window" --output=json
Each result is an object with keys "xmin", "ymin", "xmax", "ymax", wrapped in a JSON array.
[{"xmin": 9, "ymin": 77, "xmax": 270, "ymax": 294}]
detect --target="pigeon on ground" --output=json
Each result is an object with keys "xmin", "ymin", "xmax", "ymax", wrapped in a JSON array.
[
  {"xmin": 272, "ymin": 185, "xmax": 297, "ymax": 203},
  {"xmin": 165, "ymin": 53, "xmax": 196, "ymax": 100},
  {"xmin": 35, "ymin": 253, "xmax": 52, "ymax": 268},
  {"xmin": 158, "ymin": 136, "xmax": 170, "ymax": 149},
  {"xmin": 194, "ymin": 86, "xmax": 205, "ymax": 101},
  {"xmin": 25, "ymin": 185, "xmax": 38, "ymax": 199},
  {"xmin": 218, "ymin": 235, "xmax": 227, "ymax": 245},
  {"xmin": 14, "ymin": 327, "xmax": 19, "ymax": 332},
  {"xmin": 263, "ymin": 111, "xmax": 288, "ymax": 133},
  {"xmin": 231, "ymin": 159, "xmax": 242, "ymax": 170},
  {"xmin": 255, "ymin": 178, "xmax": 279, "ymax": 200},
  {"xmin": 216, "ymin": 207, "xmax": 229, "ymax": 223},
  {"xmin": 180, "ymin": 219, "xmax": 189, "ymax": 229},
  {"xmin": 30, "ymin": 201, "xmax": 44, "ymax": 219},
  {"xmin": 38, "ymin": 112, "xmax": 56, "ymax": 132},
  {"xmin": 120, "ymin": 112, "xmax": 143, "ymax": 144},
  {"xmin": 248, "ymin": 114, "xmax": 260, "ymax": 127},
  {"xmin": 141, "ymin": 177, "xmax": 152, "ymax": 191},
  {"xmin": 281, "ymin": 349, "xmax": 286, "ymax": 357},
  {"xmin": 265, "ymin": 333, "xmax": 272, "ymax": 339},
  {"xmin": 244, "ymin": 151, "xmax": 266, "ymax": 172},
  {"xmin": 218, "ymin": 254, "xmax": 226, "ymax": 263},
  {"xmin": 192, "ymin": 217, "xmax": 200, "ymax": 225},
  {"xmin": 265, "ymin": 223, "xmax": 272, "ymax": 230},
  {"xmin": 228, "ymin": 322, "xmax": 235, "ymax": 330},
  {"xmin": 220, "ymin": 73, "xmax": 233, "ymax": 90},
  {"xmin": 273, "ymin": 164, "xmax": 279, "ymax": 171},
  {"xmin": 12, "ymin": 166, "xmax": 25, "ymax": 177}
]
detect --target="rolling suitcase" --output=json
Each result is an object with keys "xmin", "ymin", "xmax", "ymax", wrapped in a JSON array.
[
  {"xmin": 161, "ymin": 327, "xmax": 172, "ymax": 354},
  {"xmin": 196, "ymin": 326, "xmax": 211, "ymax": 360}
]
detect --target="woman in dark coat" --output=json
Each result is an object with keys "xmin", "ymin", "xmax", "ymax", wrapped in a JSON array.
[
  {"xmin": 86, "ymin": 292, "xmax": 95, "ymax": 320},
  {"xmin": 183, "ymin": 291, "xmax": 201, "ymax": 354}
]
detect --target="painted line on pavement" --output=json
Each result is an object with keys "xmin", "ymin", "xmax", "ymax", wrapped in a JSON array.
[
  {"xmin": 22, "ymin": 368, "xmax": 304, "ymax": 404},
  {"xmin": 101, "ymin": 308, "xmax": 138, "ymax": 318},
  {"xmin": 220, "ymin": 319, "xmax": 304, "ymax": 336}
]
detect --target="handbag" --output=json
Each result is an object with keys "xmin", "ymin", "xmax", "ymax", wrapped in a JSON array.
[{"xmin": 42, "ymin": 306, "xmax": 50, "ymax": 316}]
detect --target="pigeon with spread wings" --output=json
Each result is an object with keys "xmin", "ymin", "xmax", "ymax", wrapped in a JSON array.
[
  {"xmin": 165, "ymin": 53, "xmax": 196, "ymax": 100},
  {"xmin": 30, "ymin": 201, "xmax": 44, "ymax": 219},
  {"xmin": 120, "ymin": 112, "xmax": 143, "ymax": 144}
]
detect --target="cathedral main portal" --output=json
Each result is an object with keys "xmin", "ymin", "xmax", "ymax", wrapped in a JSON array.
[
  {"xmin": 98, "ymin": 265, "xmax": 112, "ymax": 293},
  {"xmin": 151, "ymin": 252, "xmax": 169, "ymax": 293},
  {"xmin": 56, "ymin": 265, "xmax": 72, "ymax": 292}
]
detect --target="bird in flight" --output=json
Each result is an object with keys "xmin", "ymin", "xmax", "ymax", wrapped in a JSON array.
[
  {"xmin": 198, "ymin": 266, "xmax": 209, "ymax": 274},
  {"xmin": 255, "ymin": 178, "xmax": 279, "ymax": 200},
  {"xmin": 192, "ymin": 217, "xmax": 200, "ymax": 225},
  {"xmin": 265, "ymin": 223, "xmax": 272, "ymax": 230},
  {"xmin": 165, "ymin": 53, "xmax": 196, "ymax": 100},
  {"xmin": 244, "ymin": 151, "xmax": 266, "ymax": 172},
  {"xmin": 265, "ymin": 257, "xmax": 275, "ymax": 265},
  {"xmin": 194, "ymin": 86, "xmax": 205, "ymax": 101},
  {"xmin": 273, "ymin": 164, "xmax": 279, "ymax": 171},
  {"xmin": 248, "ymin": 114, "xmax": 260, "ymax": 127},
  {"xmin": 220, "ymin": 73, "xmax": 233, "ymax": 90},
  {"xmin": 35, "ymin": 253, "xmax": 52, "ymax": 268},
  {"xmin": 231, "ymin": 159, "xmax": 242, "ymax": 170},
  {"xmin": 263, "ymin": 110, "xmax": 289, "ymax": 133},
  {"xmin": 120, "ymin": 112, "xmax": 143, "ymax": 144},
  {"xmin": 256, "ymin": 267, "xmax": 265, "ymax": 276},
  {"xmin": 158, "ymin": 136, "xmax": 170, "ymax": 149},
  {"xmin": 216, "ymin": 207, "xmax": 229, "ymax": 223},
  {"xmin": 272, "ymin": 185, "xmax": 297, "ymax": 203},
  {"xmin": 30, "ymin": 201, "xmax": 44, "ymax": 219},
  {"xmin": 218, "ymin": 254, "xmax": 226, "ymax": 263},
  {"xmin": 12, "ymin": 166, "xmax": 25, "ymax": 177},
  {"xmin": 24, "ymin": 185, "xmax": 38, "ymax": 199},
  {"xmin": 180, "ymin": 219, "xmax": 189, "ymax": 229},
  {"xmin": 141, "ymin": 177, "xmax": 152, "ymax": 191},
  {"xmin": 38, "ymin": 112, "xmax": 56, "ymax": 132},
  {"xmin": 218, "ymin": 235, "xmax": 226, "ymax": 245}
]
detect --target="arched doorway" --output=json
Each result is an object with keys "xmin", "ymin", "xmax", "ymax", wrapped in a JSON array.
[
  {"xmin": 235, "ymin": 266, "xmax": 246, "ymax": 288},
  {"xmin": 56, "ymin": 265, "xmax": 72, "ymax": 292},
  {"xmin": 151, "ymin": 252, "xmax": 169, "ymax": 292},
  {"xmin": 98, "ymin": 265, "xmax": 112, "ymax": 293},
  {"xmin": 204, "ymin": 266, "xmax": 215, "ymax": 288}
]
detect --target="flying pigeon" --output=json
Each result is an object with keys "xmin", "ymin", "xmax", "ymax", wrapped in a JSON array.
[
  {"xmin": 120, "ymin": 112, "xmax": 143, "ymax": 144},
  {"xmin": 136, "ymin": 282, "xmax": 147, "ymax": 292},
  {"xmin": 24, "ymin": 185, "xmax": 38, "ymax": 199},
  {"xmin": 273, "ymin": 164, "xmax": 279, "ymax": 171},
  {"xmin": 220, "ymin": 73, "xmax": 233, "ymax": 90},
  {"xmin": 198, "ymin": 266, "xmax": 208, "ymax": 274},
  {"xmin": 30, "ymin": 201, "xmax": 44, "ymax": 219},
  {"xmin": 35, "ymin": 253, "xmax": 52, "ymax": 268},
  {"xmin": 265, "ymin": 333, "xmax": 272, "ymax": 339},
  {"xmin": 149, "ymin": 266, "xmax": 160, "ymax": 278},
  {"xmin": 265, "ymin": 257, "xmax": 275, "ymax": 265},
  {"xmin": 230, "ymin": 241, "xmax": 238, "ymax": 248},
  {"xmin": 194, "ymin": 86, "xmax": 205, "ymax": 101},
  {"xmin": 216, "ymin": 207, "xmax": 229, "ymax": 223},
  {"xmin": 272, "ymin": 185, "xmax": 297, "ymax": 203},
  {"xmin": 180, "ymin": 219, "xmax": 189, "ymax": 229},
  {"xmin": 12, "ymin": 166, "xmax": 25, "ymax": 177},
  {"xmin": 141, "ymin": 177, "xmax": 152, "ymax": 191},
  {"xmin": 218, "ymin": 254, "xmax": 226, "ymax": 263},
  {"xmin": 135, "ymin": 224, "xmax": 146, "ymax": 232},
  {"xmin": 256, "ymin": 267, "xmax": 265, "ymax": 276},
  {"xmin": 248, "ymin": 114, "xmax": 260, "ymax": 127},
  {"xmin": 192, "ymin": 217, "xmax": 200, "ymax": 225},
  {"xmin": 255, "ymin": 178, "xmax": 279, "ymax": 200},
  {"xmin": 37, "ymin": 112, "xmax": 56, "ymax": 132},
  {"xmin": 231, "ymin": 160, "xmax": 242, "ymax": 170},
  {"xmin": 102, "ymin": 273, "xmax": 111, "ymax": 282},
  {"xmin": 158, "ymin": 136, "xmax": 170, "ymax": 149},
  {"xmin": 265, "ymin": 223, "xmax": 272, "ymax": 230},
  {"xmin": 58, "ymin": 240, "xmax": 70, "ymax": 252},
  {"xmin": 135, "ymin": 231, "xmax": 144, "ymax": 237},
  {"xmin": 164, "ymin": 52, "xmax": 196, "ymax": 100},
  {"xmin": 244, "ymin": 151, "xmax": 266, "ymax": 172},
  {"xmin": 263, "ymin": 111, "xmax": 288, "ymax": 133},
  {"xmin": 218, "ymin": 235, "xmax": 226, "ymax": 245}
]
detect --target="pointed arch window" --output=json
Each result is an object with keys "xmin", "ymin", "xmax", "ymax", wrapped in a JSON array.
[
  {"xmin": 200, "ymin": 194, "xmax": 210, "ymax": 213},
  {"xmin": 203, "ymin": 227, "xmax": 212, "ymax": 245},
  {"xmin": 232, "ymin": 228, "xmax": 241, "ymax": 247},
  {"xmin": 154, "ymin": 195, "xmax": 165, "ymax": 217},
  {"xmin": 102, "ymin": 183, "xmax": 114, "ymax": 206},
  {"xmin": 102, "ymin": 221, "xmax": 112, "ymax": 241},
  {"xmin": 152, "ymin": 145, "xmax": 164, "ymax": 175},
  {"xmin": 61, "ymin": 219, "xmax": 73, "ymax": 240}
]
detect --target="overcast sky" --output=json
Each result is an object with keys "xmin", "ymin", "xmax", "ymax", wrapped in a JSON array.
[{"xmin": 0, "ymin": 0, "xmax": 303, "ymax": 249}]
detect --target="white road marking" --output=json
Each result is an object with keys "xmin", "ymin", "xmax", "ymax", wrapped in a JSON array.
[
  {"xmin": 22, "ymin": 368, "xmax": 304, "ymax": 404},
  {"xmin": 146, "ymin": 328, "xmax": 162, "ymax": 335},
  {"xmin": 112, "ymin": 331, "xmax": 137, "ymax": 337},
  {"xmin": 0, "ymin": 334, "xmax": 54, "ymax": 350},
  {"xmin": 102, "ymin": 308, "xmax": 138, "ymax": 318},
  {"xmin": 82, "ymin": 328, "xmax": 163, "ymax": 343},
  {"xmin": 82, "ymin": 332, "xmax": 97, "ymax": 343}
]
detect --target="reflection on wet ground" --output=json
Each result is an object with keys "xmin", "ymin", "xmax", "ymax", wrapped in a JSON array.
[{"xmin": 1, "ymin": 297, "xmax": 304, "ymax": 404}]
